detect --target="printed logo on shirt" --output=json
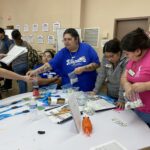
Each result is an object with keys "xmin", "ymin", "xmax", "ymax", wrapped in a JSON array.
[
  {"xmin": 43, "ymin": 72, "xmax": 56, "ymax": 78},
  {"xmin": 135, "ymin": 65, "xmax": 142, "ymax": 77},
  {"xmin": 66, "ymin": 56, "xmax": 86, "ymax": 66}
]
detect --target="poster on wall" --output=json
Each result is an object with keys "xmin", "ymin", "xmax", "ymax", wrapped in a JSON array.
[
  {"xmin": 32, "ymin": 24, "xmax": 38, "ymax": 32},
  {"xmin": 42, "ymin": 23, "xmax": 49, "ymax": 32},
  {"xmin": 48, "ymin": 35, "xmax": 54, "ymax": 44},
  {"xmin": 28, "ymin": 35, "xmax": 34, "ymax": 43},
  {"xmin": 37, "ymin": 35, "xmax": 44, "ymax": 44},
  {"xmin": 53, "ymin": 22, "xmax": 60, "ymax": 32},
  {"xmin": 23, "ymin": 24, "xmax": 29, "ymax": 32},
  {"xmin": 15, "ymin": 25, "xmax": 21, "ymax": 30}
]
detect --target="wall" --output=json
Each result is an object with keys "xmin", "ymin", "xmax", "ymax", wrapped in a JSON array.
[
  {"xmin": 0, "ymin": 0, "xmax": 82, "ymax": 52},
  {"xmin": 1, "ymin": 0, "xmax": 150, "ymax": 57},
  {"xmin": 81, "ymin": 0, "xmax": 150, "ymax": 56}
]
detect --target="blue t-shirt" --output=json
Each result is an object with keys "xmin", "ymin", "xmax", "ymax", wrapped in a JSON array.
[
  {"xmin": 34, "ymin": 64, "xmax": 58, "ymax": 88},
  {"xmin": 49, "ymin": 43, "xmax": 100, "ymax": 91}
]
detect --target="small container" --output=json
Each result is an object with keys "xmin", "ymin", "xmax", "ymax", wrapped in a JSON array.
[{"xmin": 32, "ymin": 77, "xmax": 40, "ymax": 97}]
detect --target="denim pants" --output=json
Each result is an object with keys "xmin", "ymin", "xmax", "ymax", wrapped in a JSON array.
[
  {"xmin": 135, "ymin": 109, "xmax": 150, "ymax": 126},
  {"xmin": 12, "ymin": 63, "xmax": 28, "ymax": 94}
]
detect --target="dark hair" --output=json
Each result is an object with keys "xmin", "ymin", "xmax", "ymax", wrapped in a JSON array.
[
  {"xmin": 63, "ymin": 28, "xmax": 80, "ymax": 44},
  {"xmin": 103, "ymin": 38, "xmax": 121, "ymax": 53},
  {"xmin": 44, "ymin": 49, "xmax": 54, "ymax": 58},
  {"xmin": 0, "ymin": 28, "xmax": 5, "ymax": 34},
  {"xmin": 11, "ymin": 29, "xmax": 21, "ymax": 40},
  {"xmin": 121, "ymin": 28, "xmax": 150, "ymax": 52}
]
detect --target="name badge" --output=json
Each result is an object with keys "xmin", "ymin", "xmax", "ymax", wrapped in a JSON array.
[
  {"xmin": 105, "ymin": 64, "xmax": 112, "ymax": 68},
  {"xmin": 128, "ymin": 69, "xmax": 135, "ymax": 76}
]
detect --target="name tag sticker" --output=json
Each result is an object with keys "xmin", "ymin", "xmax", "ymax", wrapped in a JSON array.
[{"xmin": 128, "ymin": 69, "xmax": 135, "ymax": 76}]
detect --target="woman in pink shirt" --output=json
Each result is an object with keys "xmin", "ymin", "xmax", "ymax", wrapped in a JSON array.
[{"xmin": 121, "ymin": 28, "xmax": 150, "ymax": 127}]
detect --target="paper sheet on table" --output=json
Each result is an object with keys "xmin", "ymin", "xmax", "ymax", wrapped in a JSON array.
[
  {"xmin": 90, "ymin": 140, "xmax": 127, "ymax": 150},
  {"xmin": 0, "ymin": 45, "xmax": 28, "ymax": 65},
  {"xmin": 88, "ymin": 98, "xmax": 116, "ymax": 112}
]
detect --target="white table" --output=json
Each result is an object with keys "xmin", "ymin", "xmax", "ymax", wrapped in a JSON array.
[{"xmin": 0, "ymin": 92, "xmax": 150, "ymax": 150}]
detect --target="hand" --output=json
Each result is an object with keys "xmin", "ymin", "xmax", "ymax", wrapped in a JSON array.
[
  {"xmin": 22, "ymin": 75, "xmax": 33, "ymax": 82},
  {"xmin": 74, "ymin": 66, "xmax": 85, "ymax": 75},
  {"xmin": 26, "ymin": 70, "xmax": 36, "ymax": 77},
  {"xmin": 0, "ymin": 54, "xmax": 7, "ymax": 59},
  {"xmin": 124, "ymin": 83, "xmax": 135, "ymax": 101},
  {"xmin": 116, "ymin": 102, "xmax": 125, "ymax": 109},
  {"xmin": 55, "ymin": 77, "xmax": 62, "ymax": 85}
]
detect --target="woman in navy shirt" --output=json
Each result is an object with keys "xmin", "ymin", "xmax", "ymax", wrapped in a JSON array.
[
  {"xmin": 27, "ymin": 28, "xmax": 100, "ymax": 91},
  {"xmin": 33, "ymin": 49, "xmax": 61, "ymax": 88}
]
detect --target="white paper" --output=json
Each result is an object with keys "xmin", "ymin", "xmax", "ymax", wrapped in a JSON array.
[
  {"xmin": 5, "ymin": 29, "xmax": 13, "ymax": 40},
  {"xmin": 28, "ymin": 35, "xmax": 34, "ymax": 43},
  {"xmin": 15, "ymin": 25, "xmax": 20, "ymax": 30},
  {"xmin": 0, "ymin": 45, "xmax": 28, "ymax": 65},
  {"xmin": 23, "ymin": 24, "xmax": 29, "ymax": 32},
  {"xmin": 37, "ymin": 35, "xmax": 44, "ymax": 44},
  {"xmin": 48, "ymin": 35, "xmax": 54, "ymax": 44},
  {"xmin": 87, "ymin": 98, "xmax": 116, "ymax": 111},
  {"xmin": 42, "ymin": 23, "xmax": 49, "ymax": 32},
  {"xmin": 90, "ymin": 140, "xmax": 127, "ymax": 150},
  {"xmin": 68, "ymin": 93, "xmax": 81, "ymax": 133},
  {"xmin": 53, "ymin": 22, "xmax": 60, "ymax": 32},
  {"xmin": 32, "ymin": 24, "xmax": 38, "ymax": 32},
  {"xmin": 45, "ymin": 104, "xmax": 71, "ymax": 123}
]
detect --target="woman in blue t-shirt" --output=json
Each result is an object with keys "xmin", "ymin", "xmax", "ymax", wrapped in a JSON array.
[
  {"xmin": 27, "ymin": 28, "xmax": 100, "ymax": 91},
  {"xmin": 34, "ymin": 49, "xmax": 61, "ymax": 88}
]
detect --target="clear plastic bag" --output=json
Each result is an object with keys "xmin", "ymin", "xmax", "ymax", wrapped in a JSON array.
[
  {"xmin": 68, "ymin": 71, "xmax": 78, "ymax": 85},
  {"xmin": 124, "ymin": 93, "xmax": 144, "ymax": 110}
]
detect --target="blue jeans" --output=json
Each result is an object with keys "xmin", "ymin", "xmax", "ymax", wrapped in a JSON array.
[
  {"xmin": 135, "ymin": 109, "xmax": 150, "ymax": 126},
  {"xmin": 12, "ymin": 63, "xmax": 28, "ymax": 94}
]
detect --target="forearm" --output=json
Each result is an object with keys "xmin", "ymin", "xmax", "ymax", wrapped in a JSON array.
[
  {"xmin": 0, "ymin": 68, "xmax": 25, "ymax": 81},
  {"xmin": 35, "ymin": 63, "xmax": 52, "ymax": 74},
  {"xmin": 84, "ymin": 63, "xmax": 100, "ymax": 72},
  {"xmin": 140, "ymin": 82, "xmax": 150, "ymax": 91},
  {"xmin": 118, "ymin": 86, "xmax": 125, "ymax": 102},
  {"xmin": 121, "ymin": 70, "xmax": 131, "ymax": 91},
  {"xmin": 93, "ymin": 68, "xmax": 106, "ymax": 93}
]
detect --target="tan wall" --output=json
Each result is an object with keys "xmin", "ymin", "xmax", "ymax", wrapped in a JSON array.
[
  {"xmin": 0, "ymin": 0, "xmax": 82, "ymax": 52},
  {"xmin": 81, "ymin": 0, "xmax": 150, "ymax": 56},
  {"xmin": 1, "ymin": 0, "xmax": 150, "ymax": 57}
]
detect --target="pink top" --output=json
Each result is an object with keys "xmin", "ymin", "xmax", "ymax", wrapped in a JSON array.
[{"xmin": 126, "ymin": 49, "xmax": 150, "ymax": 113}]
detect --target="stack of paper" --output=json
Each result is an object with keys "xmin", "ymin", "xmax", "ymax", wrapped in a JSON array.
[{"xmin": 0, "ymin": 45, "xmax": 28, "ymax": 65}]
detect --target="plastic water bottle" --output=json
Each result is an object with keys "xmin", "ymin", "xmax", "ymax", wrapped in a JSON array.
[
  {"xmin": 32, "ymin": 77, "xmax": 40, "ymax": 97},
  {"xmin": 29, "ymin": 97, "xmax": 38, "ymax": 121}
]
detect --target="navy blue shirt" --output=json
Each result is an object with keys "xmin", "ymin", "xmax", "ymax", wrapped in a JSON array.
[{"xmin": 49, "ymin": 43, "xmax": 100, "ymax": 91}]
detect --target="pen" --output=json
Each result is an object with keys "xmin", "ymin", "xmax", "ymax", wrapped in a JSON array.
[
  {"xmin": 95, "ymin": 107, "xmax": 116, "ymax": 113},
  {"xmin": 57, "ymin": 116, "xmax": 72, "ymax": 124}
]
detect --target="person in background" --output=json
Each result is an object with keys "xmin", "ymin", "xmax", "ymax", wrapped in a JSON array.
[
  {"xmin": 33, "ymin": 49, "xmax": 61, "ymax": 88},
  {"xmin": 93, "ymin": 39, "xmax": 127, "ymax": 108},
  {"xmin": 0, "ymin": 27, "xmax": 13, "ymax": 91},
  {"xmin": 121, "ymin": 28, "xmax": 150, "ymax": 126},
  {"xmin": 10, "ymin": 29, "xmax": 31, "ymax": 94},
  {"xmin": 27, "ymin": 28, "xmax": 100, "ymax": 91}
]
